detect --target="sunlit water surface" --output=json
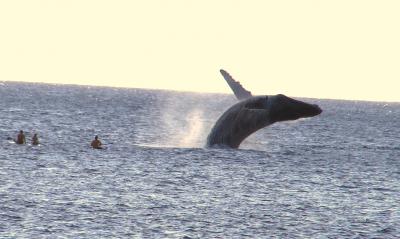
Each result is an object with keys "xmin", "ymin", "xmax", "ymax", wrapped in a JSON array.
[{"xmin": 1, "ymin": 82, "xmax": 399, "ymax": 238}]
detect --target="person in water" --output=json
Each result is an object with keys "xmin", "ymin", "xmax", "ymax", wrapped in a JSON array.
[
  {"xmin": 32, "ymin": 133, "xmax": 39, "ymax": 145},
  {"xmin": 16, "ymin": 130, "xmax": 26, "ymax": 144},
  {"xmin": 91, "ymin": 135, "xmax": 102, "ymax": 149}
]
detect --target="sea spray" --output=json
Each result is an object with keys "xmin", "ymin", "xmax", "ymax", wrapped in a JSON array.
[
  {"xmin": 178, "ymin": 109, "xmax": 204, "ymax": 147},
  {"xmin": 155, "ymin": 93, "xmax": 207, "ymax": 148}
]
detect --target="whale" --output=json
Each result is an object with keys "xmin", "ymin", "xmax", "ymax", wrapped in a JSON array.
[
  {"xmin": 207, "ymin": 69, "xmax": 322, "ymax": 148},
  {"xmin": 206, "ymin": 94, "xmax": 322, "ymax": 148}
]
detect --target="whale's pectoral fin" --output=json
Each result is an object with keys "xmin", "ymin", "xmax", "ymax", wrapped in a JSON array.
[{"xmin": 220, "ymin": 69, "xmax": 252, "ymax": 100}]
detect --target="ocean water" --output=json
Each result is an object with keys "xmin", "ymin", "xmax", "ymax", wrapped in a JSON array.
[{"xmin": 0, "ymin": 82, "xmax": 399, "ymax": 238}]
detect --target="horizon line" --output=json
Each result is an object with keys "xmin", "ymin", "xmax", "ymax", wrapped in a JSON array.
[{"xmin": 1, "ymin": 80, "xmax": 399, "ymax": 104}]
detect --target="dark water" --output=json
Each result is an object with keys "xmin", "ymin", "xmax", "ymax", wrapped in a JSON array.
[{"xmin": 1, "ymin": 82, "xmax": 399, "ymax": 238}]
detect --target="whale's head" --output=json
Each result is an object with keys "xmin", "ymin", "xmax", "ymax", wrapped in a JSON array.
[{"xmin": 268, "ymin": 94, "xmax": 322, "ymax": 122}]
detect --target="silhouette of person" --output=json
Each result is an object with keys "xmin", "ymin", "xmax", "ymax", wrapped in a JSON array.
[
  {"xmin": 91, "ymin": 135, "xmax": 102, "ymax": 149},
  {"xmin": 32, "ymin": 133, "xmax": 39, "ymax": 145},
  {"xmin": 16, "ymin": 130, "xmax": 26, "ymax": 144}
]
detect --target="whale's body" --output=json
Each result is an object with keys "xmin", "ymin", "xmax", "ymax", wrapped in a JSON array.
[
  {"xmin": 207, "ymin": 95, "xmax": 322, "ymax": 148},
  {"xmin": 207, "ymin": 71, "xmax": 322, "ymax": 148}
]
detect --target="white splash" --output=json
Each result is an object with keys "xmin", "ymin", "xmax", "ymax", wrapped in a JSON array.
[{"xmin": 178, "ymin": 109, "xmax": 204, "ymax": 148}]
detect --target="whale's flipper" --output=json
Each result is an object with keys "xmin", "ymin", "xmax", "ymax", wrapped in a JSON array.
[{"xmin": 220, "ymin": 69, "xmax": 252, "ymax": 100}]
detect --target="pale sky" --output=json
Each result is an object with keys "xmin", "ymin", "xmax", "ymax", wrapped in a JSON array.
[{"xmin": 1, "ymin": 1, "xmax": 399, "ymax": 102}]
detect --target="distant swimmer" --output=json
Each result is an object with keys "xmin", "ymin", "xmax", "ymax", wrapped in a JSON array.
[
  {"xmin": 91, "ymin": 135, "xmax": 103, "ymax": 149},
  {"xmin": 16, "ymin": 130, "xmax": 26, "ymax": 144},
  {"xmin": 32, "ymin": 133, "xmax": 39, "ymax": 145}
]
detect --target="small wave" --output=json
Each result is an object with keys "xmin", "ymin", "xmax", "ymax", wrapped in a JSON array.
[
  {"xmin": 339, "ymin": 184, "xmax": 359, "ymax": 189},
  {"xmin": 371, "ymin": 187, "xmax": 395, "ymax": 192},
  {"xmin": 362, "ymin": 145, "xmax": 400, "ymax": 151},
  {"xmin": 377, "ymin": 226, "xmax": 397, "ymax": 235}
]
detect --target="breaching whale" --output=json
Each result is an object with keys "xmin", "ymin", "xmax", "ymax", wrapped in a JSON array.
[{"xmin": 206, "ymin": 70, "xmax": 322, "ymax": 148}]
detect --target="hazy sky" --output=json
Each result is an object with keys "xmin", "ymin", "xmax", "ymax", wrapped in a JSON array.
[{"xmin": 1, "ymin": 1, "xmax": 399, "ymax": 102}]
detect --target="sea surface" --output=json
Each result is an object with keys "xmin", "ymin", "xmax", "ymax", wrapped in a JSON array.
[{"xmin": 0, "ymin": 82, "xmax": 399, "ymax": 238}]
